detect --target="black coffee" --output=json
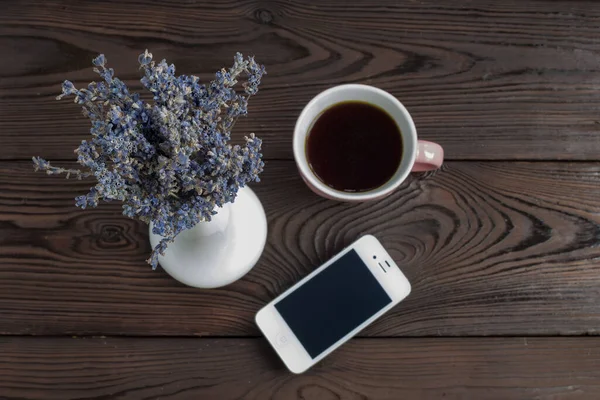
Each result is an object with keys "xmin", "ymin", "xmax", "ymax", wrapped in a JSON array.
[{"xmin": 306, "ymin": 101, "xmax": 403, "ymax": 193}]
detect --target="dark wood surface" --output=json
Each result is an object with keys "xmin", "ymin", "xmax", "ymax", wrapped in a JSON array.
[
  {"xmin": 0, "ymin": 337, "xmax": 600, "ymax": 400},
  {"xmin": 2, "ymin": 0, "xmax": 600, "ymax": 398},
  {"xmin": 3, "ymin": 161, "xmax": 600, "ymax": 337},
  {"xmin": 3, "ymin": 0, "xmax": 600, "ymax": 161},
  {"xmin": 2, "ymin": 337, "xmax": 600, "ymax": 400}
]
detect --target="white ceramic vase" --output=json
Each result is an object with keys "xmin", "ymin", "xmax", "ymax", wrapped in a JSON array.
[{"xmin": 149, "ymin": 186, "xmax": 267, "ymax": 288}]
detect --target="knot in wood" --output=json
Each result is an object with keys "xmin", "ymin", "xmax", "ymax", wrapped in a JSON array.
[{"xmin": 255, "ymin": 8, "xmax": 274, "ymax": 25}]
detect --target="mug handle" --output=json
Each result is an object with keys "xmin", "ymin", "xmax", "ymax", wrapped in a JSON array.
[{"xmin": 412, "ymin": 140, "xmax": 444, "ymax": 172}]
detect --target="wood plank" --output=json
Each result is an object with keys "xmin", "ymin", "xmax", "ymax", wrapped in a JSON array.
[
  {"xmin": 2, "ymin": 160, "xmax": 600, "ymax": 336},
  {"xmin": 2, "ymin": 0, "xmax": 600, "ymax": 161},
  {"xmin": 1, "ymin": 337, "xmax": 600, "ymax": 399}
]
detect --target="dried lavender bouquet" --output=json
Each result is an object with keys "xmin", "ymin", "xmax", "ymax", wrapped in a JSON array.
[{"xmin": 33, "ymin": 50, "xmax": 266, "ymax": 268}]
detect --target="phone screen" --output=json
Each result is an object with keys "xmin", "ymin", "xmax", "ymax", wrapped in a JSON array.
[{"xmin": 274, "ymin": 249, "xmax": 392, "ymax": 358}]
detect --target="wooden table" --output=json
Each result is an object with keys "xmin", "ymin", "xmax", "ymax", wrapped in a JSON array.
[{"xmin": 2, "ymin": 0, "xmax": 600, "ymax": 398}]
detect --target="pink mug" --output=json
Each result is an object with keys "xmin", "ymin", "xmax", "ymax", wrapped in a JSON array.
[{"xmin": 293, "ymin": 84, "xmax": 444, "ymax": 202}]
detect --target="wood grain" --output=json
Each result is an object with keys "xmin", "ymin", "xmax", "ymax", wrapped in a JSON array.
[
  {"xmin": 2, "ymin": 0, "xmax": 600, "ymax": 161},
  {"xmin": 1, "ymin": 337, "xmax": 600, "ymax": 400},
  {"xmin": 2, "ymin": 160, "xmax": 600, "ymax": 336}
]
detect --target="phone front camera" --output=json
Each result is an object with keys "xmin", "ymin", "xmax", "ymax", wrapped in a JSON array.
[{"xmin": 373, "ymin": 255, "xmax": 377, "ymax": 259}]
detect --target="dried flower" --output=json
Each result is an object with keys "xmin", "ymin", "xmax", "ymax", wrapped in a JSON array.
[{"xmin": 34, "ymin": 51, "xmax": 266, "ymax": 269}]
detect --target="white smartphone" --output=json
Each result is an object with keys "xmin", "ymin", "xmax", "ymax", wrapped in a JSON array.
[{"xmin": 255, "ymin": 235, "xmax": 411, "ymax": 374}]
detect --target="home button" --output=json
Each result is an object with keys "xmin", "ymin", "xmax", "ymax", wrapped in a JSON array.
[{"xmin": 276, "ymin": 333, "xmax": 288, "ymax": 347}]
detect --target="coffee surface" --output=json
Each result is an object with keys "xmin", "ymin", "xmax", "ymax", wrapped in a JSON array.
[{"xmin": 306, "ymin": 101, "xmax": 403, "ymax": 192}]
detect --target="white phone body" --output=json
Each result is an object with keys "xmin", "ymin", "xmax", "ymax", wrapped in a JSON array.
[{"xmin": 255, "ymin": 235, "xmax": 411, "ymax": 374}]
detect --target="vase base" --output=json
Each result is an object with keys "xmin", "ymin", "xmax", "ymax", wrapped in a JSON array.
[{"xmin": 149, "ymin": 186, "xmax": 267, "ymax": 288}]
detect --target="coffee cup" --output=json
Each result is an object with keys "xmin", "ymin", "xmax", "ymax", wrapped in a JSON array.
[{"xmin": 293, "ymin": 84, "xmax": 443, "ymax": 202}]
